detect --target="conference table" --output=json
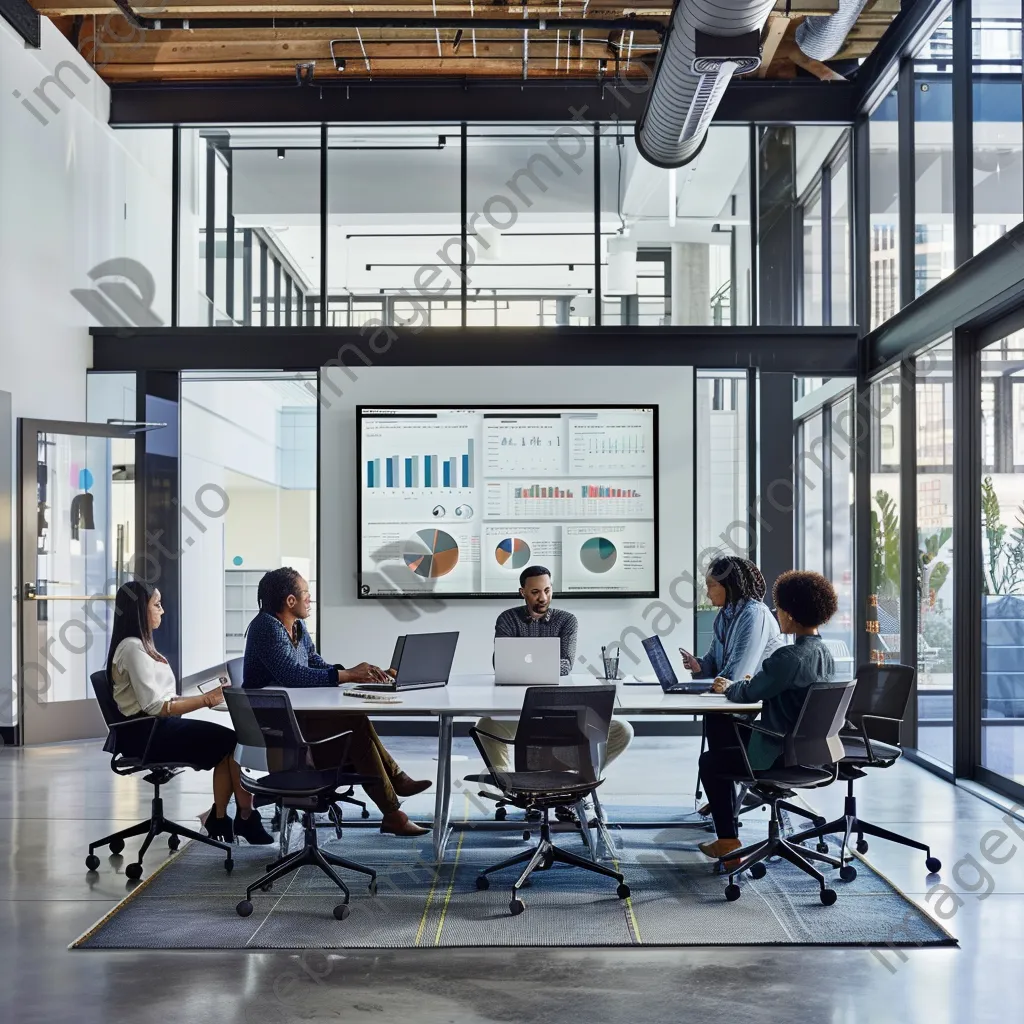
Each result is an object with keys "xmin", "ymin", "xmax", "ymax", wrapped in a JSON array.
[{"xmin": 254, "ymin": 674, "xmax": 762, "ymax": 862}]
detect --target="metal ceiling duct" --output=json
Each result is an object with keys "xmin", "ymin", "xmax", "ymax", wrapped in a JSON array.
[
  {"xmin": 635, "ymin": 0, "xmax": 776, "ymax": 169},
  {"xmin": 795, "ymin": 0, "xmax": 870, "ymax": 61}
]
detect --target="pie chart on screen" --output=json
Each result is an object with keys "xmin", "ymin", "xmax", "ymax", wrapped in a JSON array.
[
  {"xmin": 404, "ymin": 528, "xmax": 460, "ymax": 578},
  {"xmin": 580, "ymin": 537, "xmax": 617, "ymax": 574},
  {"xmin": 495, "ymin": 537, "xmax": 531, "ymax": 569}
]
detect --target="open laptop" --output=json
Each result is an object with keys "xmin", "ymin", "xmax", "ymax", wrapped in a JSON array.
[
  {"xmin": 350, "ymin": 631, "xmax": 459, "ymax": 692},
  {"xmin": 494, "ymin": 637, "xmax": 562, "ymax": 686},
  {"xmin": 641, "ymin": 635, "xmax": 714, "ymax": 694}
]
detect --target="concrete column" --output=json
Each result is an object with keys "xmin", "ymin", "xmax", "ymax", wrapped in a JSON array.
[{"xmin": 670, "ymin": 242, "xmax": 711, "ymax": 326}]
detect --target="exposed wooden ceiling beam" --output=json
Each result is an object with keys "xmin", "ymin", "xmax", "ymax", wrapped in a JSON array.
[{"xmin": 757, "ymin": 13, "xmax": 793, "ymax": 79}]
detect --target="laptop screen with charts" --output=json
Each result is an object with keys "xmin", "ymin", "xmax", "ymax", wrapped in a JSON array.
[
  {"xmin": 642, "ymin": 636, "xmax": 713, "ymax": 694},
  {"xmin": 355, "ymin": 631, "xmax": 459, "ymax": 691},
  {"xmin": 494, "ymin": 637, "xmax": 562, "ymax": 686}
]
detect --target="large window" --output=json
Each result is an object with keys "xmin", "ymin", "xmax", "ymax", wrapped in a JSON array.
[
  {"xmin": 869, "ymin": 91, "xmax": 901, "ymax": 329},
  {"xmin": 981, "ymin": 326, "xmax": 1024, "ymax": 788},
  {"xmin": 974, "ymin": 0, "xmax": 1024, "ymax": 254},
  {"xmin": 869, "ymin": 370, "xmax": 902, "ymax": 662},
  {"xmin": 916, "ymin": 338, "xmax": 955, "ymax": 766},
  {"xmin": 914, "ymin": 11, "xmax": 956, "ymax": 297}
]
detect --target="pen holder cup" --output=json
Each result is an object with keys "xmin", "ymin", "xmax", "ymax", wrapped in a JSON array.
[{"xmin": 602, "ymin": 655, "xmax": 620, "ymax": 681}]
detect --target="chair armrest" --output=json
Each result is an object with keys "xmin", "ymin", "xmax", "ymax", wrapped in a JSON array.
[
  {"xmin": 723, "ymin": 716, "xmax": 758, "ymax": 782},
  {"xmin": 304, "ymin": 729, "xmax": 354, "ymax": 747},
  {"xmin": 746, "ymin": 722, "xmax": 786, "ymax": 740},
  {"xmin": 470, "ymin": 727, "xmax": 515, "ymax": 746},
  {"xmin": 107, "ymin": 716, "xmax": 160, "ymax": 763}
]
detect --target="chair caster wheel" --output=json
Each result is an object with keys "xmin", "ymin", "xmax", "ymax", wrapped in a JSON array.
[
  {"xmin": 817, "ymin": 841, "xmax": 829, "ymax": 854},
  {"xmin": 509, "ymin": 898, "xmax": 525, "ymax": 915},
  {"xmin": 125, "ymin": 862, "xmax": 143, "ymax": 880},
  {"xmin": 812, "ymin": 816, "xmax": 827, "ymax": 829},
  {"xmin": 368, "ymin": 879, "xmax": 377, "ymax": 895},
  {"xmin": 856, "ymin": 838, "xmax": 869, "ymax": 854},
  {"xmin": 749, "ymin": 862, "xmax": 767, "ymax": 880},
  {"xmin": 495, "ymin": 807, "xmax": 507, "ymax": 821},
  {"xmin": 476, "ymin": 875, "xmax": 490, "ymax": 891},
  {"xmin": 820, "ymin": 887, "xmax": 838, "ymax": 906},
  {"xmin": 85, "ymin": 854, "xmax": 100, "ymax": 871},
  {"xmin": 725, "ymin": 884, "xmax": 741, "ymax": 902},
  {"xmin": 168, "ymin": 835, "xmax": 180, "ymax": 851},
  {"xmin": 361, "ymin": 809, "xmax": 370, "ymax": 819},
  {"xmin": 237, "ymin": 900, "xmax": 253, "ymax": 917},
  {"xmin": 926, "ymin": 856, "xmax": 942, "ymax": 874},
  {"xmin": 333, "ymin": 904, "xmax": 350, "ymax": 921},
  {"xmin": 522, "ymin": 831, "xmax": 531, "ymax": 841},
  {"xmin": 839, "ymin": 864, "xmax": 857, "ymax": 882},
  {"xmin": 109, "ymin": 838, "xmax": 125, "ymax": 855},
  {"xmin": 616, "ymin": 883, "xmax": 630, "ymax": 899},
  {"xmin": 224, "ymin": 858, "xmax": 234, "ymax": 873}
]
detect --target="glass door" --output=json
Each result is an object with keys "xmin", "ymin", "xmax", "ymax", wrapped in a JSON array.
[{"xmin": 18, "ymin": 420, "xmax": 137, "ymax": 745}]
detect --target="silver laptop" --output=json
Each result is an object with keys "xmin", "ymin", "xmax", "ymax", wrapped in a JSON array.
[{"xmin": 494, "ymin": 637, "xmax": 562, "ymax": 686}]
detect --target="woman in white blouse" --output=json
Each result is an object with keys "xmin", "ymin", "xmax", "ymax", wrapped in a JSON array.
[{"xmin": 107, "ymin": 580, "xmax": 273, "ymax": 845}]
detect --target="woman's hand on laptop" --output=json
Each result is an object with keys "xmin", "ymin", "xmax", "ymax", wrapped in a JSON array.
[
  {"xmin": 338, "ymin": 663, "xmax": 390, "ymax": 685},
  {"xmin": 711, "ymin": 677, "xmax": 732, "ymax": 694}
]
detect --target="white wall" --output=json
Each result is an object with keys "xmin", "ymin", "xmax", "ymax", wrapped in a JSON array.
[
  {"xmin": 320, "ymin": 366, "xmax": 695, "ymax": 679},
  {"xmin": 1, "ymin": 19, "xmax": 172, "ymax": 724}
]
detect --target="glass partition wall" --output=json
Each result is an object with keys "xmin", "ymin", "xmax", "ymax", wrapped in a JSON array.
[{"xmin": 174, "ymin": 122, "xmax": 851, "ymax": 329}]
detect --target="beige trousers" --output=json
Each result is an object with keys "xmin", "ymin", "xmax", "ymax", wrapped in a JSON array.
[{"xmin": 474, "ymin": 716, "xmax": 634, "ymax": 774}]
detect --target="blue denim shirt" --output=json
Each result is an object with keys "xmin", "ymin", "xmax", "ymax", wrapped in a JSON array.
[{"xmin": 695, "ymin": 599, "xmax": 781, "ymax": 682}]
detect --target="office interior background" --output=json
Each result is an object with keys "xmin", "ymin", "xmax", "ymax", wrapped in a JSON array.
[{"xmin": 4, "ymin": 0, "xmax": 1024, "ymax": 1019}]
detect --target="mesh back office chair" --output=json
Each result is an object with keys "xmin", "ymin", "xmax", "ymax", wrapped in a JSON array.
[
  {"xmin": 223, "ymin": 688, "xmax": 379, "ymax": 920},
  {"xmin": 85, "ymin": 670, "xmax": 234, "ymax": 880},
  {"xmin": 785, "ymin": 664, "xmax": 942, "ymax": 877},
  {"xmin": 465, "ymin": 685, "xmax": 630, "ymax": 915},
  {"xmin": 226, "ymin": 656, "xmax": 370, "ymax": 833},
  {"xmin": 715, "ymin": 680, "xmax": 856, "ymax": 906}
]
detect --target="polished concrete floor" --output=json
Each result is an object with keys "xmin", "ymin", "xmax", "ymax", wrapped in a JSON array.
[{"xmin": 1, "ymin": 734, "xmax": 1021, "ymax": 1024}]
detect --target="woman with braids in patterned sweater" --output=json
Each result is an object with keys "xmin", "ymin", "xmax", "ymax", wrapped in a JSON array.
[
  {"xmin": 242, "ymin": 567, "xmax": 432, "ymax": 838},
  {"xmin": 678, "ymin": 556, "xmax": 783, "ymax": 823}
]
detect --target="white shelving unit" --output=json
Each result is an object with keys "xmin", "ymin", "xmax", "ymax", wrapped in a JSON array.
[{"xmin": 224, "ymin": 568, "xmax": 318, "ymax": 656}]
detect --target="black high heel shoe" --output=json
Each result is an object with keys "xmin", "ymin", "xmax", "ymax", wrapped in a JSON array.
[
  {"xmin": 204, "ymin": 804, "xmax": 235, "ymax": 843},
  {"xmin": 234, "ymin": 809, "xmax": 274, "ymax": 845}
]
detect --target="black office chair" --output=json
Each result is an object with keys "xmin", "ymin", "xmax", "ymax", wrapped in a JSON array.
[
  {"xmin": 715, "ymin": 679, "xmax": 857, "ymax": 906},
  {"xmin": 223, "ymin": 688, "xmax": 379, "ymax": 920},
  {"xmin": 85, "ymin": 670, "xmax": 234, "ymax": 879},
  {"xmin": 225, "ymin": 657, "xmax": 370, "ymax": 834},
  {"xmin": 785, "ymin": 664, "xmax": 942, "ymax": 877},
  {"xmin": 465, "ymin": 685, "xmax": 630, "ymax": 915}
]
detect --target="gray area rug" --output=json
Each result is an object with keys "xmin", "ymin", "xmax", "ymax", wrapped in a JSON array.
[{"xmin": 72, "ymin": 808, "xmax": 956, "ymax": 950}]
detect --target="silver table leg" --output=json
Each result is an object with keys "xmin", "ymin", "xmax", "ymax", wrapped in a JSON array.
[{"xmin": 432, "ymin": 714, "xmax": 454, "ymax": 862}]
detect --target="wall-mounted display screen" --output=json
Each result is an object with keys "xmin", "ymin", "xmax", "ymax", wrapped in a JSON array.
[{"xmin": 356, "ymin": 405, "xmax": 659, "ymax": 598}]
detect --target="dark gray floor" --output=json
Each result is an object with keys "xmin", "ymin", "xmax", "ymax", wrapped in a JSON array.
[{"xmin": 1, "ymin": 734, "xmax": 1021, "ymax": 1023}]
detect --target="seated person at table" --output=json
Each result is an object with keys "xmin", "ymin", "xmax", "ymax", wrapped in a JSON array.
[
  {"xmin": 679, "ymin": 556, "xmax": 782, "ymax": 683},
  {"xmin": 107, "ymin": 580, "xmax": 274, "ymax": 845},
  {"xmin": 678, "ymin": 556, "xmax": 783, "ymax": 818},
  {"xmin": 696, "ymin": 570, "xmax": 837, "ymax": 863},
  {"xmin": 475, "ymin": 565, "xmax": 634, "ymax": 775},
  {"xmin": 242, "ymin": 567, "xmax": 431, "ymax": 838}
]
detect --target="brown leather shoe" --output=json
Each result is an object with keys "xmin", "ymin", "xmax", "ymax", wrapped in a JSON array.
[
  {"xmin": 698, "ymin": 837, "xmax": 742, "ymax": 870},
  {"xmin": 380, "ymin": 809, "xmax": 430, "ymax": 837},
  {"xmin": 392, "ymin": 772, "xmax": 432, "ymax": 798}
]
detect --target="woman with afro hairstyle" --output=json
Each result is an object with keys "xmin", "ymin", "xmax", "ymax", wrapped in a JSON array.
[{"xmin": 697, "ymin": 570, "xmax": 838, "ymax": 863}]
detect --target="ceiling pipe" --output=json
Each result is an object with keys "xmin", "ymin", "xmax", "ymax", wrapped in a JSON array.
[
  {"xmin": 795, "ymin": 0, "xmax": 871, "ymax": 61},
  {"xmin": 635, "ymin": 0, "xmax": 775, "ymax": 169},
  {"xmin": 109, "ymin": 1, "xmax": 664, "ymax": 36}
]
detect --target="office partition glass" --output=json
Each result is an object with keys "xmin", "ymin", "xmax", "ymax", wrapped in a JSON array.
[
  {"xmin": 980, "ymin": 326, "xmax": 1024, "ymax": 788},
  {"xmin": 829, "ymin": 392, "xmax": 856, "ymax": 664},
  {"xmin": 798, "ymin": 412, "xmax": 825, "ymax": 573},
  {"xmin": 915, "ymin": 337, "xmax": 955, "ymax": 766}
]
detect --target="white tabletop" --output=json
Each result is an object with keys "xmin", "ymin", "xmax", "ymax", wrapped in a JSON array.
[{"xmin": 194, "ymin": 674, "xmax": 760, "ymax": 718}]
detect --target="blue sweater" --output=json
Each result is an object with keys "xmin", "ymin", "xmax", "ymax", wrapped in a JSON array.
[
  {"xmin": 242, "ymin": 612, "xmax": 339, "ymax": 689},
  {"xmin": 695, "ymin": 599, "xmax": 781, "ymax": 682}
]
